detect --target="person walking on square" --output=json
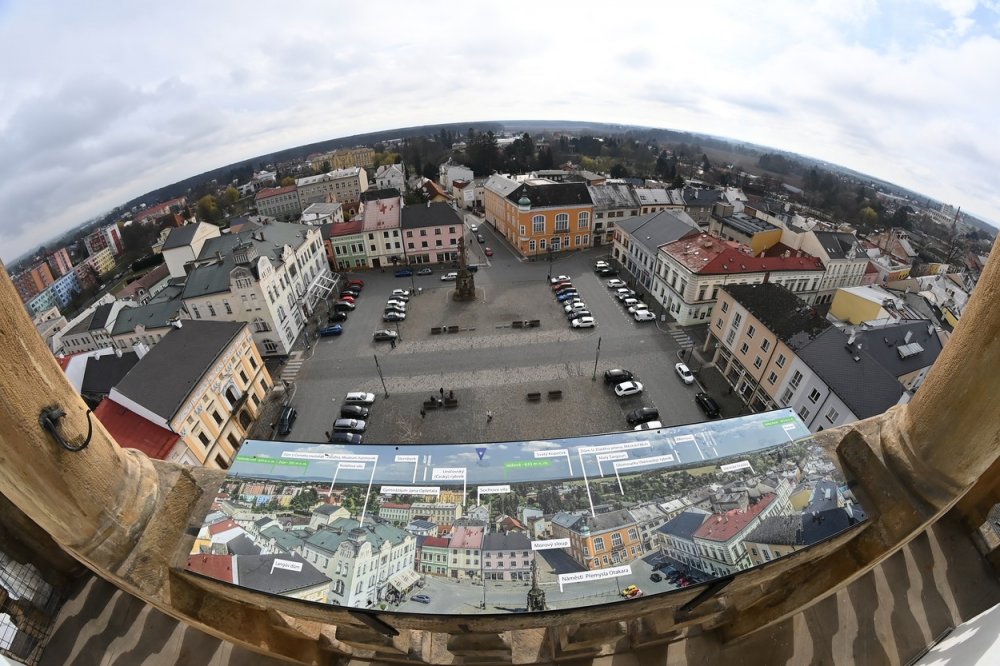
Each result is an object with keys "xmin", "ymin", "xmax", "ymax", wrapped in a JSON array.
[
  {"xmin": 439, "ymin": 387, "xmax": 445, "ymax": 398},
  {"xmin": 486, "ymin": 410, "xmax": 494, "ymax": 422},
  {"xmin": 448, "ymin": 390, "xmax": 454, "ymax": 400},
  {"xmin": 420, "ymin": 408, "xmax": 426, "ymax": 419}
]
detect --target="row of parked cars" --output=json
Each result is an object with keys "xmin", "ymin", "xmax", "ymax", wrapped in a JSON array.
[
  {"xmin": 551, "ymin": 275, "xmax": 596, "ymax": 329},
  {"xmin": 321, "ymin": 279, "xmax": 368, "ymax": 336},
  {"xmin": 329, "ymin": 391, "xmax": 376, "ymax": 443},
  {"xmin": 604, "ymin": 278, "xmax": 656, "ymax": 322}
]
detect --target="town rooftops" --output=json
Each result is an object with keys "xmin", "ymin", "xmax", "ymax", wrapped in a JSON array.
[
  {"xmin": 111, "ymin": 321, "xmax": 246, "ymax": 423},
  {"xmin": 312, "ymin": 504, "xmax": 343, "ymax": 516},
  {"xmin": 693, "ymin": 495, "xmax": 775, "ymax": 543},
  {"xmin": 506, "ymin": 182, "xmax": 593, "ymax": 208},
  {"xmin": 662, "ymin": 234, "xmax": 825, "ymax": 275},
  {"xmin": 255, "ymin": 185, "xmax": 297, "ymax": 201},
  {"xmin": 723, "ymin": 284, "xmax": 831, "ymax": 348},
  {"xmin": 482, "ymin": 532, "xmax": 531, "ymax": 552},
  {"xmin": 852, "ymin": 319, "xmax": 943, "ymax": 375},
  {"xmin": 81, "ymin": 351, "xmax": 140, "ymax": 396},
  {"xmin": 92, "ymin": 398, "xmax": 180, "ymax": 459},
  {"xmin": 296, "ymin": 167, "xmax": 363, "ymax": 186},
  {"xmin": 321, "ymin": 220, "xmax": 364, "ymax": 239},
  {"xmin": 116, "ymin": 263, "xmax": 171, "ymax": 301},
  {"xmin": 186, "ymin": 554, "xmax": 234, "ymax": 582},
  {"xmin": 634, "ymin": 188, "xmax": 683, "ymax": 207},
  {"xmin": 658, "ymin": 510, "xmax": 710, "ymax": 540},
  {"xmin": 484, "ymin": 174, "xmax": 521, "ymax": 198},
  {"xmin": 683, "ymin": 187, "xmax": 725, "ymax": 207},
  {"xmin": 110, "ymin": 299, "xmax": 185, "ymax": 336},
  {"xmin": 162, "ymin": 224, "xmax": 203, "ymax": 251},
  {"xmin": 717, "ymin": 212, "xmax": 780, "ymax": 236},
  {"xmin": 586, "ymin": 183, "xmax": 639, "ymax": 210},
  {"xmin": 421, "ymin": 536, "xmax": 451, "ymax": 548},
  {"xmin": 303, "ymin": 518, "xmax": 410, "ymax": 556},
  {"xmin": 616, "ymin": 210, "xmax": 700, "ymax": 252},
  {"xmin": 360, "ymin": 188, "xmax": 400, "ymax": 202},
  {"xmin": 235, "ymin": 554, "xmax": 329, "ymax": 595},
  {"xmin": 450, "ymin": 525, "xmax": 485, "ymax": 549},
  {"xmin": 813, "ymin": 231, "xmax": 861, "ymax": 261},
  {"xmin": 744, "ymin": 507, "xmax": 859, "ymax": 547},
  {"xmin": 362, "ymin": 195, "xmax": 401, "ymax": 231},
  {"xmin": 401, "ymin": 202, "xmax": 462, "ymax": 229}
]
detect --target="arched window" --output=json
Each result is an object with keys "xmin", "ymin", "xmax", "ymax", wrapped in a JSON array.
[
  {"xmin": 578, "ymin": 212, "xmax": 590, "ymax": 228},
  {"xmin": 554, "ymin": 213, "xmax": 569, "ymax": 232},
  {"xmin": 532, "ymin": 215, "xmax": 545, "ymax": 234}
]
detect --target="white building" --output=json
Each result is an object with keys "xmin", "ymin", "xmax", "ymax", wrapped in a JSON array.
[
  {"xmin": 161, "ymin": 222, "xmax": 223, "ymax": 279},
  {"xmin": 300, "ymin": 203, "xmax": 344, "ymax": 226},
  {"xmin": 374, "ymin": 164, "xmax": 406, "ymax": 193}
]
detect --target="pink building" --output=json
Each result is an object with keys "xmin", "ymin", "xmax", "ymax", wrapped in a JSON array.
[
  {"xmin": 46, "ymin": 248, "xmax": 74, "ymax": 277},
  {"xmin": 401, "ymin": 201, "xmax": 464, "ymax": 266},
  {"xmin": 448, "ymin": 525, "xmax": 484, "ymax": 580}
]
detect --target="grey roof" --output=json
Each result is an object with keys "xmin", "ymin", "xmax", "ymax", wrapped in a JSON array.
[
  {"xmin": 852, "ymin": 320, "xmax": 943, "ymax": 378},
  {"xmin": 805, "ymin": 480, "xmax": 841, "ymax": 514},
  {"xmin": 616, "ymin": 210, "xmax": 699, "ymax": 252},
  {"xmin": 312, "ymin": 504, "xmax": 343, "ymax": 516},
  {"xmin": 401, "ymin": 202, "xmax": 463, "ymax": 229},
  {"xmin": 81, "ymin": 352, "xmax": 140, "ymax": 396},
  {"xmin": 507, "ymin": 182, "xmax": 593, "ymax": 208},
  {"xmin": 628, "ymin": 503, "xmax": 667, "ymax": 524},
  {"xmin": 551, "ymin": 511, "xmax": 586, "ymax": 530},
  {"xmin": 182, "ymin": 222, "xmax": 315, "ymax": 299},
  {"xmin": 360, "ymin": 188, "xmax": 400, "ymax": 202},
  {"xmin": 482, "ymin": 532, "xmax": 532, "ymax": 552},
  {"xmin": 235, "ymin": 554, "xmax": 329, "ymax": 594},
  {"xmin": 586, "ymin": 183, "xmax": 639, "ymax": 210},
  {"xmin": 658, "ymin": 510, "xmax": 710, "ymax": 540},
  {"xmin": 813, "ymin": 231, "xmax": 860, "ymax": 261},
  {"xmin": 254, "ymin": 517, "xmax": 275, "ymax": 527},
  {"xmin": 65, "ymin": 309, "xmax": 98, "ymax": 336},
  {"xmin": 406, "ymin": 519, "xmax": 436, "ymax": 531},
  {"xmin": 260, "ymin": 525, "xmax": 305, "ymax": 553},
  {"xmin": 718, "ymin": 213, "xmax": 779, "ymax": 236},
  {"xmin": 581, "ymin": 508, "xmax": 637, "ymax": 533},
  {"xmin": 110, "ymin": 299, "xmax": 186, "ymax": 336},
  {"xmin": 683, "ymin": 187, "xmax": 724, "ymax": 207},
  {"xmin": 89, "ymin": 304, "xmax": 115, "ymax": 331},
  {"xmin": 162, "ymin": 224, "xmax": 201, "ymax": 251},
  {"xmin": 744, "ymin": 508, "xmax": 859, "ymax": 547},
  {"xmin": 797, "ymin": 327, "xmax": 905, "ymax": 419},
  {"xmin": 226, "ymin": 534, "xmax": 261, "ymax": 556},
  {"xmin": 484, "ymin": 175, "xmax": 520, "ymax": 198},
  {"xmin": 724, "ymin": 284, "xmax": 831, "ymax": 349},
  {"xmin": 113, "ymin": 321, "xmax": 246, "ymax": 421}
]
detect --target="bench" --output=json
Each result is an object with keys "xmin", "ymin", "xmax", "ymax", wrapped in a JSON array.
[
  {"xmin": 512, "ymin": 320, "xmax": 524, "ymax": 329},
  {"xmin": 423, "ymin": 400, "xmax": 441, "ymax": 410},
  {"xmin": 430, "ymin": 327, "xmax": 442, "ymax": 335},
  {"xmin": 447, "ymin": 325, "xmax": 459, "ymax": 334},
  {"xmin": 547, "ymin": 390, "xmax": 563, "ymax": 400},
  {"xmin": 526, "ymin": 392, "xmax": 541, "ymax": 402},
  {"xmin": 444, "ymin": 398, "xmax": 458, "ymax": 408},
  {"xmin": 529, "ymin": 319, "xmax": 541, "ymax": 328}
]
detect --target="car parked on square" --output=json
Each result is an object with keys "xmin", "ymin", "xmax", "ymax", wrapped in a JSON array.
[
  {"xmin": 571, "ymin": 316, "xmax": 596, "ymax": 329},
  {"xmin": 607, "ymin": 278, "xmax": 626, "ymax": 288},
  {"xmin": 633, "ymin": 310, "xmax": 656, "ymax": 322},
  {"xmin": 373, "ymin": 330, "xmax": 398, "ymax": 342},
  {"xmin": 614, "ymin": 381, "xmax": 643, "ymax": 397},
  {"xmin": 604, "ymin": 369, "xmax": 634, "ymax": 385},
  {"xmin": 319, "ymin": 324, "xmax": 343, "ymax": 337},
  {"xmin": 441, "ymin": 272, "xmax": 458, "ymax": 281},
  {"xmin": 675, "ymin": 363, "xmax": 695, "ymax": 385},
  {"xmin": 695, "ymin": 392, "xmax": 721, "ymax": 418},
  {"xmin": 394, "ymin": 268, "xmax": 413, "ymax": 277},
  {"xmin": 626, "ymin": 407, "xmax": 659, "ymax": 425}
]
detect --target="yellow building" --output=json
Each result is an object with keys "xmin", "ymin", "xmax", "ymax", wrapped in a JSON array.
[
  {"xmin": 829, "ymin": 285, "xmax": 902, "ymax": 325},
  {"xmin": 484, "ymin": 176, "xmax": 594, "ymax": 258}
]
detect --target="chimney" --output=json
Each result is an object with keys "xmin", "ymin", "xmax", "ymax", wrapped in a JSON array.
[{"xmin": 133, "ymin": 342, "xmax": 150, "ymax": 359}]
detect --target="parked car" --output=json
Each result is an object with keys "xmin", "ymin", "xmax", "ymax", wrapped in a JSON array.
[
  {"xmin": 614, "ymin": 381, "xmax": 644, "ymax": 397},
  {"xmin": 319, "ymin": 324, "xmax": 343, "ymax": 337},
  {"xmin": 336, "ymin": 294, "xmax": 355, "ymax": 303},
  {"xmin": 344, "ymin": 392, "xmax": 376, "ymax": 405},
  {"xmin": 607, "ymin": 278, "xmax": 626, "ymax": 288},
  {"xmin": 597, "ymin": 268, "xmax": 618, "ymax": 276},
  {"xmin": 556, "ymin": 291, "xmax": 580, "ymax": 303},
  {"xmin": 333, "ymin": 301, "xmax": 355, "ymax": 311},
  {"xmin": 567, "ymin": 310, "xmax": 592, "ymax": 321},
  {"xmin": 604, "ymin": 369, "xmax": 634, "ymax": 385},
  {"xmin": 333, "ymin": 418, "xmax": 366, "ymax": 433},
  {"xmin": 622, "ymin": 297, "xmax": 639, "ymax": 308},
  {"xmin": 391, "ymin": 289, "xmax": 410, "ymax": 299},
  {"xmin": 550, "ymin": 275, "xmax": 571, "ymax": 284},
  {"xmin": 554, "ymin": 287, "xmax": 577, "ymax": 297},
  {"xmin": 477, "ymin": 234, "xmax": 486, "ymax": 243},
  {"xmin": 695, "ymin": 392, "xmax": 721, "ymax": 418},
  {"xmin": 675, "ymin": 362, "xmax": 695, "ymax": 385},
  {"xmin": 469, "ymin": 224, "xmax": 479, "ymax": 232},
  {"xmin": 634, "ymin": 421, "xmax": 663, "ymax": 431},
  {"xmin": 340, "ymin": 405, "xmax": 369, "ymax": 419},
  {"xmin": 633, "ymin": 310, "xmax": 656, "ymax": 322},
  {"xmin": 417, "ymin": 267, "xmax": 434, "ymax": 275},
  {"xmin": 551, "ymin": 280, "xmax": 573, "ymax": 290},
  {"xmin": 394, "ymin": 268, "xmax": 413, "ymax": 277},
  {"xmin": 373, "ymin": 330, "xmax": 399, "ymax": 342},
  {"xmin": 341, "ymin": 288, "xmax": 361, "ymax": 298},
  {"xmin": 595, "ymin": 260, "xmax": 610, "ymax": 269},
  {"xmin": 628, "ymin": 302, "xmax": 649, "ymax": 314},
  {"xmin": 626, "ymin": 407, "xmax": 660, "ymax": 425},
  {"xmin": 467, "ymin": 265, "xmax": 479, "ymax": 273},
  {"xmin": 621, "ymin": 585, "xmax": 643, "ymax": 598},
  {"xmin": 616, "ymin": 290, "xmax": 637, "ymax": 301},
  {"xmin": 571, "ymin": 316, "xmax": 596, "ymax": 329},
  {"xmin": 411, "ymin": 593, "xmax": 432, "ymax": 604},
  {"xmin": 383, "ymin": 311, "xmax": 406, "ymax": 322},
  {"xmin": 650, "ymin": 572, "xmax": 663, "ymax": 582},
  {"xmin": 484, "ymin": 247, "xmax": 493, "ymax": 257},
  {"xmin": 441, "ymin": 272, "xmax": 459, "ymax": 281},
  {"xmin": 564, "ymin": 302, "xmax": 588, "ymax": 313},
  {"xmin": 276, "ymin": 406, "xmax": 297, "ymax": 436},
  {"xmin": 328, "ymin": 312, "xmax": 348, "ymax": 323},
  {"xmin": 329, "ymin": 432, "xmax": 362, "ymax": 444},
  {"xmin": 385, "ymin": 299, "xmax": 407, "ymax": 310},
  {"xmin": 347, "ymin": 279, "xmax": 365, "ymax": 288}
]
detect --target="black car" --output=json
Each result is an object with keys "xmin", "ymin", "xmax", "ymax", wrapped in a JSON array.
[
  {"xmin": 373, "ymin": 330, "xmax": 399, "ymax": 342},
  {"xmin": 333, "ymin": 301, "xmax": 355, "ymax": 311},
  {"xmin": 329, "ymin": 432, "xmax": 362, "ymax": 444},
  {"xmin": 328, "ymin": 311, "xmax": 348, "ymax": 323},
  {"xmin": 626, "ymin": 407, "xmax": 660, "ymax": 425},
  {"xmin": 604, "ymin": 369, "xmax": 635, "ymax": 385},
  {"xmin": 650, "ymin": 572, "xmax": 663, "ymax": 582},
  {"xmin": 340, "ymin": 404, "xmax": 370, "ymax": 419},
  {"xmin": 597, "ymin": 268, "xmax": 618, "ymax": 276},
  {"xmin": 341, "ymin": 288, "xmax": 361, "ymax": 298},
  {"xmin": 276, "ymin": 405, "xmax": 297, "ymax": 436},
  {"xmin": 477, "ymin": 234, "xmax": 486, "ymax": 243},
  {"xmin": 695, "ymin": 392, "xmax": 721, "ymax": 418}
]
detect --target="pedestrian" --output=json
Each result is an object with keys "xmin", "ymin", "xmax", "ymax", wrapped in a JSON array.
[
  {"xmin": 439, "ymin": 387, "xmax": 445, "ymax": 397},
  {"xmin": 390, "ymin": 339, "xmax": 396, "ymax": 349},
  {"xmin": 448, "ymin": 390, "xmax": 454, "ymax": 400},
  {"xmin": 420, "ymin": 408, "xmax": 426, "ymax": 419},
  {"xmin": 486, "ymin": 410, "xmax": 494, "ymax": 422}
]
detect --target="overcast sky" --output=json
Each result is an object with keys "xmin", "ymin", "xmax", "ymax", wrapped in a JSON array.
[{"xmin": 1, "ymin": 1, "xmax": 998, "ymax": 262}]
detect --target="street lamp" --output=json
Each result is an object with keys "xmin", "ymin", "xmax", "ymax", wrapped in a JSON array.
[
  {"xmin": 373, "ymin": 354, "xmax": 389, "ymax": 398},
  {"xmin": 547, "ymin": 245, "xmax": 553, "ymax": 280}
]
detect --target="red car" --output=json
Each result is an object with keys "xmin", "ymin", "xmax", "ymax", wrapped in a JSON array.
[
  {"xmin": 347, "ymin": 279, "xmax": 365, "ymax": 288},
  {"xmin": 337, "ymin": 294, "xmax": 355, "ymax": 303},
  {"xmin": 484, "ymin": 247, "xmax": 493, "ymax": 257}
]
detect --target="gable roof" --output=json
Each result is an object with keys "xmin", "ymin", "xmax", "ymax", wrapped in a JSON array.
[
  {"xmin": 162, "ymin": 224, "xmax": 202, "ymax": 251},
  {"xmin": 616, "ymin": 210, "xmax": 700, "ymax": 252},
  {"xmin": 658, "ymin": 510, "xmax": 710, "ymax": 540},
  {"xmin": 852, "ymin": 320, "xmax": 943, "ymax": 377},
  {"xmin": 116, "ymin": 263, "xmax": 171, "ymax": 301},
  {"xmin": 186, "ymin": 554, "xmax": 234, "ymax": 582},
  {"xmin": 587, "ymin": 183, "xmax": 639, "ymax": 210},
  {"xmin": 81, "ymin": 352, "xmax": 140, "ymax": 396},
  {"xmin": 507, "ymin": 182, "xmax": 592, "ymax": 208},
  {"xmin": 321, "ymin": 220, "xmax": 364, "ymax": 239},
  {"xmin": 663, "ymin": 234, "xmax": 825, "ymax": 276},
  {"xmin": 813, "ymin": 231, "xmax": 861, "ymax": 261},
  {"xmin": 482, "ymin": 532, "xmax": 531, "ymax": 552},
  {"xmin": 401, "ymin": 202, "xmax": 463, "ymax": 229},
  {"xmin": 361, "ymin": 188, "xmax": 401, "ymax": 202},
  {"xmin": 723, "ymin": 284, "xmax": 831, "ymax": 349},
  {"xmin": 112, "ymin": 321, "xmax": 246, "ymax": 422},
  {"xmin": 110, "ymin": 299, "xmax": 186, "ymax": 336},
  {"xmin": 235, "ymin": 554, "xmax": 329, "ymax": 594},
  {"xmin": 693, "ymin": 495, "xmax": 775, "ymax": 543},
  {"xmin": 93, "ymin": 399, "xmax": 180, "ymax": 459},
  {"xmin": 682, "ymin": 187, "xmax": 724, "ymax": 207}
]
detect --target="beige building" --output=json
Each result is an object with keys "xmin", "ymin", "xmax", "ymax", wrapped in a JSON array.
[
  {"xmin": 161, "ymin": 222, "xmax": 222, "ymax": 279},
  {"xmin": 107, "ymin": 321, "xmax": 271, "ymax": 468},
  {"xmin": 296, "ymin": 168, "xmax": 369, "ymax": 208},
  {"xmin": 312, "ymin": 146, "xmax": 375, "ymax": 170},
  {"xmin": 255, "ymin": 186, "xmax": 301, "ymax": 219}
]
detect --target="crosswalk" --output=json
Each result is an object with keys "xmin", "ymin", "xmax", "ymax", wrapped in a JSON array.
[
  {"xmin": 667, "ymin": 326, "xmax": 695, "ymax": 350},
  {"xmin": 280, "ymin": 351, "xmax": 305, "ymax": 382}
]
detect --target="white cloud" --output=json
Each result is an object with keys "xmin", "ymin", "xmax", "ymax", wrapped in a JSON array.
[{"xmin": 1, "ymin": 1, "xmax": 999, "ymax": 261}]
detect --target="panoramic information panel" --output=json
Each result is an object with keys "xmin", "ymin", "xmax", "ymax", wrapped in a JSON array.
[{"xmin": 185, "ymin": 409, "xmax": 865, "ymax": 615}]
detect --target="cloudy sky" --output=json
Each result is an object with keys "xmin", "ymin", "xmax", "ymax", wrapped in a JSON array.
[{"xmin": 1, "ymin": 0, "xmax": 998, "ymax": 261}]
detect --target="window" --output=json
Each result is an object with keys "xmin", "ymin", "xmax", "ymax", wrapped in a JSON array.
[
  {"xmin": 726, "ymin": 329, "xmax": 736, "ymax": 346},
  {"xmin": 761, "ymin": 339, "xmax": 771, "ymax": 352},
  {"xmin": 754, "ymin": 356, "xmax": 763, "ymax": 369},
  {"xmin": 208, "ymin": 303, "xmax": 216, "ymax": 317},
  {"xmin": 808, "ymin": 388, "xmax": 821, "ymax": 403},
  {"xmin": 197, "ymin": 431, "xmax": 209, "ymax": 446},
  {"xmin": 732, "ymin": 313, "xmax": 743, "ymax": 328},
  {"xmin": 768, "ymin": 371, "xmax": 778, "ymax": 385},
  {"xmin": 747, "ymin": 325, "xmax": 756, "ymax": 339},
  {"xmin": 519, "ymin": 225, "xmax": 525, "ymax": 235},
  {"xmin": 554, "ymin": 213, "xmax": 569, "ymax": 232},
  {"xmin": 578, "ymin": 212, "xmax": 590, "ymax": 228},
  {"xmin": 192, "ymin": 305, "xmax": 201, "ymax": 319},
  {"xmin": 627, "ymin": 527, "xmax": 638, "ymax": 541},
  {"xmin": 798, "ymin": 406, "xmax": 811, "ymax": 421},
  {"xmin": 532, "ymin": 215, "xmax": 545, "ymax": 234},
  {"xmin": 611, "ymin": 532, "xmax": 623, "ymax": 547},
  {"xmin": 223, "ymin": 300, "xmax": 232, "ymax": 314},
  {"xmin": 825, "ymin": 406, "xmax": 841, "ymax": 423},
  {"xmin": 213, "ymin": 410, "xmax": 222, "ymax": 424},
  {"xmin": 776, "ymin": 354, "xmax": 787, "ymax": 368},
  {"xmin": 716, "ymin": 318, "xmax": 723, "ymax": 329},
  {"xmin": 721, "ymin": 301, "xmax": 729, "ymax": 313},
  {"xmin": 528, "ymin": 240, "xmax": 536, "ymax": 252},
  {"xmin": 789, "ymin": 370, "xmax": 803, "ymax": 388},
  {"xmin": 593, "ymin": 537, "xmax": 605, "ymax": 552},
  {"xmin": 249, "ymin": 356, "xmax": 258, "ymax": 369},
  {"xmin": 740, "ymin": 342, "xmax": 749, "ymax": 355}
]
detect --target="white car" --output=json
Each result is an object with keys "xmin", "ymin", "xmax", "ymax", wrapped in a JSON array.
[
  {"xmin": 614, "ymin": 381, "xmax": 644, "ymax": 397},
  {"xmin": 385, "ymin": 299, "xmax": 407, "ymax": 310},
  {"xmin": 607, "ymin": 279, "xmax": 626, "ymax": 288},
  {"xmin": 441, "ymin": 272, "xmax": 459, "ymax": 281},
  {"xmin": 634, "ymin": 421, "xmax": 663, "ymax": 431},
  {"xmin": 469, "ymin": 224, "xmax": 479, "ymax": 232},
  {"xmin": 550, "ymin": 275, "xmax": 571, "ymax": 284},
  {"xmin": 633, "ymin": 310, "xmax": 656, "ymax": 322},
  {"xmin": 391, "ymin": 289, "xmax": 410, "ymax": 299},
  {"xmin": 571, "ymin": 316, "xmax": 596, "ymax": 328},
  {"xmin": 344, "ymin": 392, "xmax": 376, "ymax": 405},
  {"xmin": 675, "ymin": 363, "xmax": 695, "ymax": 385},
  {"xmin": 564, "ymin": 302, "xmax": 588, "ymax": 313},
  {"xmin": 628, "ymin": 302, "xmax": 648, "ymax": 314},
  {"xmin": 596, "ymin": 260, "xmax": 610, "ymax": 268}
]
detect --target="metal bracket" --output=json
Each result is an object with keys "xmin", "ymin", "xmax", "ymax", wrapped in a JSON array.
[{"xmin": 39, "ymin": 406, "xmax": 94, "ymax": 452}]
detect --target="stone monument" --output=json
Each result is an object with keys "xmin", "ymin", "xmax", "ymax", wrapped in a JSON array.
[
  {"xmin": 452, "ymin": 236, "xmax": 477, "ymax": 301},
  {"xmin": 526, "ymin": 559, "xmax": 546, "ymax": 612}
]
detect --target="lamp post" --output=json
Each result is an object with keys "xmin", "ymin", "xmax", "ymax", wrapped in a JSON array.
[
  {"xmin": 373, "ymin": 354, "xmax": 389, "ymax": 398},
  {"xmin": 592, "ymin": 336, "xmax": 602, "ymax": 381},
  {"xmin": 547, "ymin": 245, "xmax": 553, "ymax": 280}
]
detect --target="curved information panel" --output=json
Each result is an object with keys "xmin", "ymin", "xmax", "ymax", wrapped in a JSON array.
[{"xmin": 186, "ymin": 409, "xmax": 865, "ymax": 615}]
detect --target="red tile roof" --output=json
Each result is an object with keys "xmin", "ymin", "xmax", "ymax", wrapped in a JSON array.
[
  {"xmin": 381, "ymin": 502, "xmax": 411, "ymax": 509},
  {"xmin": 663, "ymin": 234, "xmax": 825, "ymax": 275},
  {"xmin": 255, "ymin": 185, "xmax": 297, "ymax": 201},
  {"xmin": 323, "ymin": 220, "xmax": 364, "ymax": 238},
  {"xmin": 186, "ymin": 554, "xmax": 235, "ymax": 583},
  {"xmin": 451, "ymin": 525, "xmax": 484, "ymax": 549},
  {"xmin": 93, "ymin": 399, "xmax": 180, "ymax": 460},
  {"xmin": 208, "ymin": 518, "xmax": 239, "ymax": 536},
  {"xmin": 422, "ymin": 536, "xmax": 451, "ymax": 548},
  {"xmin": 693, "ymin": 495, "xmax": 775, "ymax": 543}
]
